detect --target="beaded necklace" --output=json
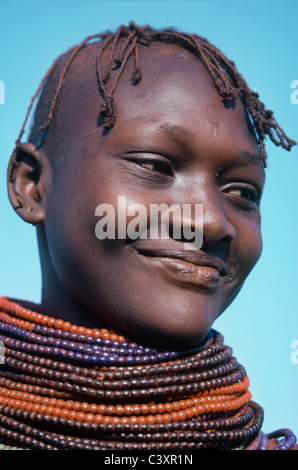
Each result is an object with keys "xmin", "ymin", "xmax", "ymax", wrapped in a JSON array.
[{"xmin": 0, "ymin": 296, "xmax": 296, "ymax": 451}]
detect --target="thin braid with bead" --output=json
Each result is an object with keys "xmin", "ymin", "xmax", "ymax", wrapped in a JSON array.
[{"xmin": 14, "ymin": 23, "xmax": 296, "ymax": 169}]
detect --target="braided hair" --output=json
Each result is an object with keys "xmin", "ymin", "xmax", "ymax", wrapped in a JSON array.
[{"xmin": 15, "ymin": 22, "xmax": 296, "ymax": 167}]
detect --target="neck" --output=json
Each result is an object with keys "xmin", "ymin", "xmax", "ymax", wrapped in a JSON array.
[
  {"xmin": 37, "ymin": 224, "xmax": 111, "ymax": 331},
  {"xmin": 41, "ymin": 281, "xmax": 109, "ymax": 330}
]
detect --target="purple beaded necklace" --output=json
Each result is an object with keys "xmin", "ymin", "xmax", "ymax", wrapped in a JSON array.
[{"xmin": 0, "ymin": 297, "xmax": 296, "ymax": 450}]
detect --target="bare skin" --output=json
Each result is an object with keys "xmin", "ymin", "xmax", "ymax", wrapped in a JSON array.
[
  {"xmin": 8, "ymin": 43, "xmax": 265, "ymax": 350},
  {"xmin": 7, "ymin": 41, "xmax": 297, "ymax": 450}
]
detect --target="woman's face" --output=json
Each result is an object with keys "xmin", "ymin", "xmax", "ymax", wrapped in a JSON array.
[{"xmin": 42, "ymin": 44, "xmax": 265, "ymax": 349}]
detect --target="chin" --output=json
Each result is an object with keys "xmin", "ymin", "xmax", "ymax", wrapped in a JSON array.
[
  {"xmin": 106, "ymin": 291, "xmax": 225, "ymax": 352},
  {"xmin": 125, "ymin": 318, "xmax": 213, "ymax": 352}
]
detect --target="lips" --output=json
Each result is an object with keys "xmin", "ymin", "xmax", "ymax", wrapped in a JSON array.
[
  {"xmin": 132, "ymin": 240, "xmax": 228, "ymax": 275},
  {"xmin": 132, "ymin": 240, "xmax": 228, "ymax": 289}
]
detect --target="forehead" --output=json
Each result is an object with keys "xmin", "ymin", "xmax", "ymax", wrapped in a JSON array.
[
  {"xmin": 117, "ymin": 44, "xmax": 216, "ymax": 115},
  {"xmin": 115, "ymin": 44, "xmax": 253, "ymax": 138},
  {"xmin": 47, "ymin": 41, "xmax": 257, "ymax": 159}
]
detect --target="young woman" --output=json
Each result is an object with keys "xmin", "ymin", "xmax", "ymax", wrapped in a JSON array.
[{"xmin": 1, "ymin": 23, "xmax": 296, "ymax": 451}]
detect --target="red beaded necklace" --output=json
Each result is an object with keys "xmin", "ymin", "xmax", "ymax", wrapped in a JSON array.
[{"xmin": 0, "ymin": 296, "xmax": 296, "ymax": 450}]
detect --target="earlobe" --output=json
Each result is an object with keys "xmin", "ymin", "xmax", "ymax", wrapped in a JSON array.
[{"xmin": 7, "ymin": 142, "xmax": 46, "ymax": 225}]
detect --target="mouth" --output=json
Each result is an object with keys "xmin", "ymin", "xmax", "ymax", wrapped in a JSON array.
[{"xmin": 132, "ymin": 240, "xmax": 228, "ymax": 289}]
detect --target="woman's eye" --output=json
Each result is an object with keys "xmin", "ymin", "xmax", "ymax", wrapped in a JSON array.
[
  {"xmin": 137, "ymin": 159, "xmax": 174, "ymax": 177},
  {"xmin": 140, "ymin": 161, "xmax": 157, "ymax": 171},
  {"xmin": 223, "ymin": 183, "xmax": 261, "ymax": 208},
  {"xmin": 228, "ymin": 188, "xmax": 256, "ymax": 200}
]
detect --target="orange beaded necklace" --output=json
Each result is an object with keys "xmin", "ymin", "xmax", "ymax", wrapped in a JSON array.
[{"xmin": 0, "ymin": 296, "xmax": 296, "ymax": 450}]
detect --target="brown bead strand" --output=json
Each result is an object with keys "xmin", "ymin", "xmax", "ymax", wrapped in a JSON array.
[{"xmin": 1, "ymin": 297, "xmax": 295, "ymax": 450}]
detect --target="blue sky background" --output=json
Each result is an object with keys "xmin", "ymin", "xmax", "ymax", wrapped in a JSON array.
[{"xmin": 0, "ymin": 0, "xmax": 297, "ymax": 437}]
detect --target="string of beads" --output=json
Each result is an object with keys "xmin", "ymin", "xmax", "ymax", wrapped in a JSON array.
[{"xmin": 0, "ymin": 296, "xmax": 296, "ymax": 450}]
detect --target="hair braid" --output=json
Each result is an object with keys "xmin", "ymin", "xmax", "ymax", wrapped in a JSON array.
[{"xmin": 16, "ymin": 23, "xmax": 296, "ymax": 167}]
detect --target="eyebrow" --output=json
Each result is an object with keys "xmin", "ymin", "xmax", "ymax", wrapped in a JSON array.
[
  {"xmin": 159, "ymin": 123, "xmax": 191, "ymax": 138},
  {"xmin": 157, "ymin": 123, "xmax": 262, "ymax": 167},
  {"xmin": 237, "ymin": 151, "xmax": 263, "ymax": 167}
]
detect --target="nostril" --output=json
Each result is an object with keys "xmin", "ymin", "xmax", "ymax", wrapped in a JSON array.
[
  {"xmin": 203, "ymin": 222, "xmax": 236, "ymax": 246},
  {"xmin": 201, "ymin": 203, "xmax": 236, "ymax": 246}
]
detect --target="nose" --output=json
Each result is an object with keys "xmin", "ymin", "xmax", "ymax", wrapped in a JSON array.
[
  {"xmin": 174, "ymin": 182, "xmax": 236, "ymax": 249},
  {"xmin": 202, "ymin": 194, "xmax": 236, "ymax": 246}
]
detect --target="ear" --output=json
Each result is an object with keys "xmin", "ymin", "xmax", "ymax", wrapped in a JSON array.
[{"xmin": 7, "ymin": 142, "xmax": 47, "ymax": 225}]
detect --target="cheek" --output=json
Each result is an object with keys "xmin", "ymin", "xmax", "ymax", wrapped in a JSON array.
[
  {"xmin": 219, "ymin": 223, "xmax": 262, "ymax": 314},
  {"xmin": 246, "ymin": 225, "xmax": 263, "ymax": 262},
  {"xmin": 45, "ymin": 177, "xmax": 151, "ymax": 283},
  {"xmin": 233, "ymin": 224, "xmax": 263, "ymax": 281},
  {"xmin": 44, "ymin": 174, "xmax": 97, "ymax": 281},
  {"xmin": 114, "ymin": 196, "xmax": 152, "ymax": 240}
]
